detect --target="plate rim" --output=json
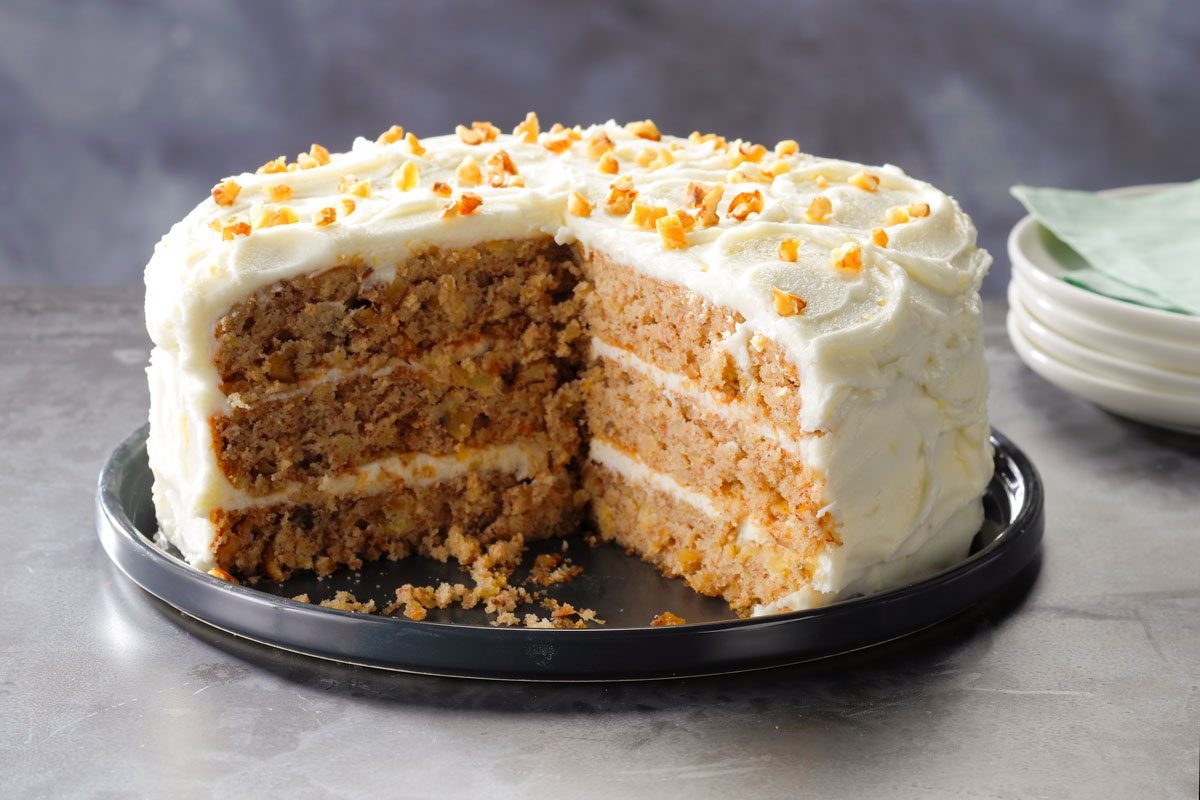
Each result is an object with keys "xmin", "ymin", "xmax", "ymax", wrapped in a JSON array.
[{"xmin": 96, "ymin": 424, "xmax": 1045, "ymax": 678}]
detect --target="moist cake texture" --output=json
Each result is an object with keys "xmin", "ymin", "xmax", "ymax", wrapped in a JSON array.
[{"xmin": 145, "ymin": 117, "xmax": 993, "ymax": 616}]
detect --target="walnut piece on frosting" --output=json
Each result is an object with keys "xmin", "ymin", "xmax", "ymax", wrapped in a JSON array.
[
  {"xmin": 256, "ymin": 156, "xmax": 287, "ymax": 175},
  {"xmin": 907, "ymin": 202, "xmax": 931, "ymax": 218},
  {"xmin": 431, "ymin": 181, "xmax": 452, "ymax": 198},
  {"xmin": 698, "ymin": 184, "xmax": 724, "ymax": 227},
  {"xmin": 456, "ymin": 121, "xmax": 500, "ymax": 145},
  {"xmin": 728, "ymin": 189, "xmax": 764, "ymax": 221},
  {"xmin": 340, "ymin": 198, "xmax": 356, "ymax": 216},
  {"xmin": 731, "ymin": 141, "xmax": 767, "ymax": 165},
  {"xmin": 831, "ymin": 242, "xmax": 863, "ymax": 273},
  {"xmin": 656, "ymin": 214, "xmax": 687, "ymax": 250},
  {"xmin": 254, "ymin": 206, "xmax": 299, "ymax": 229},
  {"xmin": 586, "ymin": 131, "xmax": 614, "ymax": 160},
  {"xmin": 485, "ymin": 149, "xmax": 521, "ymax": 187},
  {"xmin": 775, "ymin": 139, "xmax": 800, "ymax": 157},
  {"xmin": 777, "ymin": 238, "xmax": 801, "ymax": 262},
  {"xmin": 542, "ymin": 132, "xmax": 573, "ymax": 153},
  {"xmin": 805, "ymin": 195, "xmax": 833, "ymax": 223},
  {"xmin": 313, "ymin": 207, "xmax": 337, "ymax": 227},
  {"xmin": 456, "ymin": 156, "xmax": 483, "ymax": 187},
  {"xmin": 513, "ymin": 111, "xmax": 539, "ymax": 143},
  {"xmin": 405, "ymin": 132, "xmax": 426, "ymax": 156},
  {"xmin": 297, "ymin": 143, "xmax": 331, "ymax": 169},
  {"xmin": 597, "ymin": 152, "xmax": 620, "ymax": 174},
  {"xmin": 636, "ymin": 147, "xmax": 674, "ymax": 170},
  {"xmin": 336, "ymin": 175, "xmax": 371, "ymax": 198},
  {"xmin": 771, "ymin": 287, "xmax": 807, "ymax": 317},
  {"xmin": 630, "ymin": 203, "xmax": 668, "ymax": 230},
  {"xmin": 393, "ymin": 160, "xmax": 419, "ymax": 191},
  {"xmin": 440, "ymin": 192, "xmax": 484, "ymax": 218},
  {"xmin": 567, "ymin": 191, "xmax": 592, "ymax": 217},
  {"xmin": 377, "ymin": 124, "xmax": 405, "ymax": 144},
  {"xmin": 626, "ymin": 119, "xmax": 661, "ymax": 141},
  {"xmin": 849, "ymin": 170, "xmax": 880, "ymax": 192},
  {"xmin": 211, "ymin": 179, "xmax": 241, "ymax": 207},
  {"xmin": 221, "ymin": 220, "xmax": 251, "ymax": 241},
  {"xmin": 605, "ymin": 175, "xmax": 637, "ymax": 214},
  {"xmin": 266, "ymin": 183, "xmax": 292, "ymax": 202},
  {"xmin": 871, "ymin": 227, "xmax": 889, "ymax": 247}
]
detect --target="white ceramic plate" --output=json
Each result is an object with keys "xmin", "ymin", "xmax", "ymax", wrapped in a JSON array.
[
  {"xmin": 1009, "ymin": 285, "xmax": 1200, "ymax": 396},
  {"xmin": 1007, "ymin": 182, "xmax": 1200, "ymax": 346},
  {"xmin": 1006, "ymin": 301, "xmax": 1200, "ymax": 434},
  {"xmin": 1012, "ymin": 273, "xmax": 1200, "ymax": 374}
]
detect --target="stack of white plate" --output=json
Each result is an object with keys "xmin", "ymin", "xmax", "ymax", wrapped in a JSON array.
[{"xmin": 1006, "ymin": 185, "xmax": 1200, "ymax": 434}]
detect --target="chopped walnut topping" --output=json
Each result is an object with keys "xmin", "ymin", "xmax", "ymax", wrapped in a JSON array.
[
  {"xmin": 596, "ymin": 152, "xmax": 620, "ymax": 174},
  {"xmin": 688, "ymin": 130, "xmax": 728, "ymax": 148},
  {"xmin": 314, "ymin": 207, "xmax": 337, "ymax": 227},
  {"xmin": 377, "ymin": 124, "xmax": 405, "ymax": 144},
  {"xmin": 254, "ymin": 206, "xmax": 299, "ymax": 229},
  {"xmin": 831, "ymin": 241, "xmax": 863, "ymax": 272},
  {"xmin": 805, "ymin": 195, "xmax": 833, "ymax": 223},
  {"xmin": 440, "ymin": 192, "xmax": 484, "ymax": 218},
  {"xmin": 849, "ymin": 170, "xmax": 880, "ymax": 192},
  {"xmin": 485, "ymin": 149, "xmax": 520, "ymax": 187},
  {"xmin": 885, "ymin": 206, "xmax": 909, "ymax": 225},
  {"xmin": 907, "ymin": 201, "xmax": 931, "ymax": 218},
  {"xmin": 542, "ymin": 132, "xmax": 572, "ymax": 153},
  {"xmin": 405, "ymin": 132, "xmax": 426, "ymax": 156},
  {"xmin": 456, "ymin": 156, "xmax": 482, "ymax": 186},
  {"xmin": 771, "ymin": 287, "xmax": 807, "ymax": 317},
  {"xmin": 586, "ymin": 131, "xmax": 614, "ymax": 160},
  {"xmin": 393, "ymin": 160, "xmax": 419, "ymax": 191},
  {"xmin": 629, "ymin": 202, "xmax": 668, "ymax": 230},
  {"xmin": 656, "ymin": 213, "xmax": 688, "ymax": 250},
  {"xmin": 677, "ymin": 209, "xmax": 696, "ymax": 232},
  {"xmin": 626, "ymin": 119, "xmax": 661, "ymax": 140},
  {"xmin": 513, "ymin": 111, "xmax": 539, "ymax": 143},
  {"xmin": 298, "ymin": 143, "xmax": 331, "ymax": 170},
  {"xmin": 635, "ymin": 147, "xmax": 674, "ymax": 170},
  {"xmin": 605, "ymin": 175, "xmax": 637, "ymax": 214},
  {"xmin": 727, "ymin": 189, "xmax": 764, "ymax": 221},
  {"xmin": 727, "ymin": 166, "xmax": 770, "ymax": 184},
  {"xmin": 815, "ymin": 174, "xmax": 829, "ymax": 189},
  {"xmin": 431, "ymin": 181, "xmax": 452, "ymax": 197},
  {"xmin": 732, "ymin": 141, "xmax": 767, "ymax": 165},
  {"xmin": 256, "ymin": 156, "xmax": 287, "ymax": 175},
  {"xmin": 456, "ymin": 124, "xmax": 483, "ymax": 145},
  {"xmin": 687, "ymin": 181, "xmax": 709, "ymax": 207},
  {"xmin": 775, "ymin": 139, "xmax": 800, "ymax": 157},
  {"xmin": 871, "ymin": 227, "xmax": 889, "ymax": 247},
  {"xmin": 340, "ymin": 198, "xmax": 356, "ymax": 216},
  {"xmin": 211, "ymin": 179, "xmax": 241, "ymax": 207},
  {"xmin": 650, "ymin": 611, "xmax": 686, "ymax": 627},
  {"xmin": 221, "ymin": 220, "xmax": 252, "ymax": 241},
  {"xmin": 567, "ymin": 191, "xmax": 592, "ymax": 217},
  {"xmin": 474, "ymin": 121, "xmax": 500, "ymax": 141},
  {"xmin": 208, "ymin": 567, "xmax": 239, "ymax": 585},
  {"xmin": 336, "ymin": 174, "xmax": 371, "ymax": 198},
  {"xmin": 778, "ymin": 238, "xmax": 801, "ymax": 262},
  {"xmin": 698, "ymin": 183, "xmax": 724, "ymax": 227},
  {"xmin": 766, "ymin": 160, "xmax": 792, "ymax": 177},
  {"xmin": 266, "ymin": 183, "xmax": 292, "ymax": 202}
]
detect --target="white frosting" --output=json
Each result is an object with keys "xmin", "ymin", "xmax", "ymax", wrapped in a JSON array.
[{"xmin": 145, "ymin": 119, "xmax": 992, "ymax": 610}]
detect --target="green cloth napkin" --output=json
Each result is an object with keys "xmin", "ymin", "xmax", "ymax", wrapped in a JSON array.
[{"xmin": 1011, "ymin": 181, "xmax": 1200, "ymax": 317}]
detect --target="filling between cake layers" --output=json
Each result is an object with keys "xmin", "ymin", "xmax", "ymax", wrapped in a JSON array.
[{"xmin": 149, "ymin": 236, "xmax": 860, "ymax": 615}]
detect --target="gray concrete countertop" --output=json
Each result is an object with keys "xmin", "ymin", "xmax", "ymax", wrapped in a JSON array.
[{"xmin": 1, "ymin": 290, "xmax": 1197, "ymax": 799}]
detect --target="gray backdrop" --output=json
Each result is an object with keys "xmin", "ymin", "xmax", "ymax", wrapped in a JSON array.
[{"xmin": 3, "ymin": 0, "xmax": 1198, "ymax": 296}]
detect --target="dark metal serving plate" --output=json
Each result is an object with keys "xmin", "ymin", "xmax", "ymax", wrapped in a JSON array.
[{"xmin": 96, "ymin": 425, "xmax": 1043, "ymax": 681}]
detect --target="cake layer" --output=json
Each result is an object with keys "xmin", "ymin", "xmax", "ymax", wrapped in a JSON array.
[
  {"xmin": 581, "ymin": 252, "xmax": 809, "ymax": 437},
  {"xmin": 212, "ymin": 349, "xmax": 581, "ymax": 494},
  {"xmin": 585, "ymin": 459, "xmax": 821, "ymax": 615},
  {"xmin": 212, "ymin": 466, "xmax": 579, "ymax": 580},
  {"xmin": 213, "ymin": 237, "xmax": 584, "ymax": 399},
  {"xmin": 584, "ymin": 346, "xmax": 835, "ymax": 551}
]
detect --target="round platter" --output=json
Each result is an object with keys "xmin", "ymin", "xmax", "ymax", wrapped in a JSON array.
[{"xmin": 97, "ymin": 425, "xmax": 1044, "ymax": 681}]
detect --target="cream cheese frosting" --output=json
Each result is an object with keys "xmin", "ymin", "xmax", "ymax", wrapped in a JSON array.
[{"xmin": 145, "ymin": 117, "xmax": 993, "ymax": 611}]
